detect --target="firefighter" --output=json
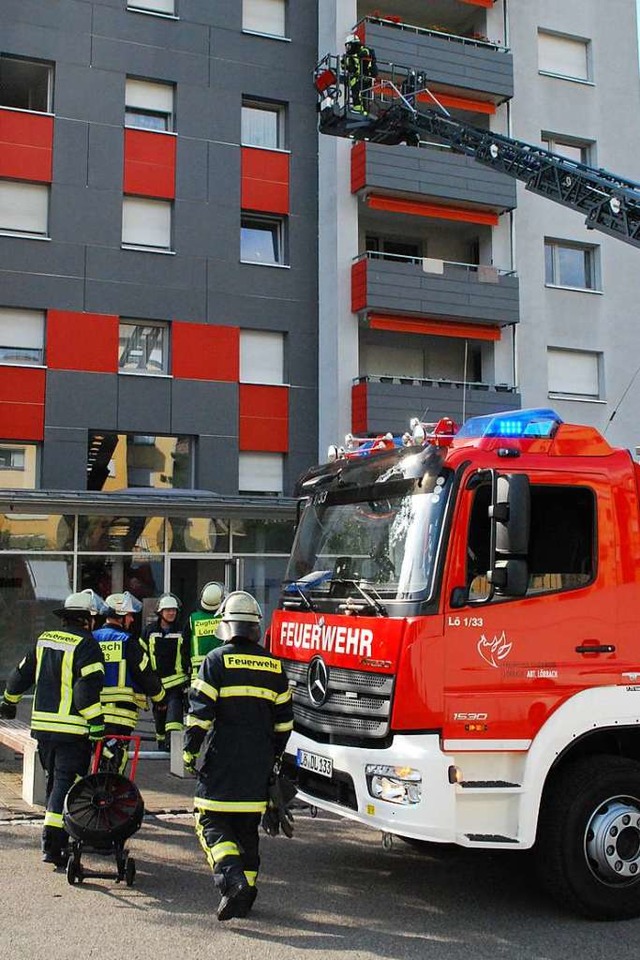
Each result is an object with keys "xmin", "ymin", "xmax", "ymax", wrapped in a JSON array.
[
  {"xmin": 185, "ymin": 581, "xmax": 226, "ymax": 685},
  {"xmin": 0, "ymin": 592, "xmax": 105, "ymax": 866},
  {"xmin": 141, "ymin": 593, "xmax": 188, "ymax": 751},
  {"xmin": 93, "ymin": 591, "xmax": 166, "ymax": 771},
  {"xmin": 341, "ymin": 33, "xmax": 377, "ymax": 113},
  {"xmin": 183, "ymin": 591, "xmax": 294, "ymax": 921}
]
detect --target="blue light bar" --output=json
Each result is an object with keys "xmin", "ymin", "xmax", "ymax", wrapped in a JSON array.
[{"xmin": 456, "ymin": 408, "xmax": 563, "ymax": 440}]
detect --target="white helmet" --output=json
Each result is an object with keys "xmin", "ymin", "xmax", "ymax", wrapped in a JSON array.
[
  {"xmin": 217, "ymin": 591, "xmax": 262, "ymax": 641},
  {"xmin": 200, "ymin": 581, "xmax": 224, "ymax": 612},
  {"xmin": 157, "ymin": 593, "xmax": 181, "ymax": 614},
  {"xmin": 54, "ymin": 591, "xmax": 97, "ymax": 619},
  {"xmin": 345, "ymin": 33, "xmax": 361, "ymax": 46},
  {"xmin": 106, "ymin": 591, "xmax": 142, "ymax": 617},
  {"xmin": 79, "ymin": 589, "xmax": 108, "ymax": 616}
]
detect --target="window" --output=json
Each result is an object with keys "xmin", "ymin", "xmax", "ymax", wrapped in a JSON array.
[
  {"xmin": 548, "ymin": 347, "xmax": 601, "ymax": 400},
  {"xmin": 240, "ymin": 330, "xmax": 284, "ymax": 384},
  {"xmin": 466, "ymin": 481, "xmax": 595, "ymax": 599},
  {"xmin": 239, "ymin": 452, "xmax": 283, "ymax": 495},
  {"xmin": 0, "ymin": 55, "xmax": 53, "ymax": 112},
  {"xmin": 0, "ymin": 180, "xmax": 48, "ymax": 236},
  {"xmin": 544, "ymin": 239, "xmax": 597, "ymax": 290},
  {"xmin": 122, "ymin": 197, "xmax": 172, "ymax": 251},
  {"xmin": 0, "ymin": 443, "xmax": 39, "ymax": 488},
  {"xmin": 366, "ymin": 235, "xmax": 422, "ymax": 263},
  {"xmin": 241, "ymin": 99, "xmax": 285, "ymax": 149},
  {"xmin": 538, "ymin": 31, "xmax": 590, "ymax": 82},
  {"xmin": 542, "ymin": 133, "xmax": 592, "ymax": 166},
  {"xmin": 87, "ymin": 433, "xmax": 192, "ymax": 491},
  {"xmin": 127, "ymin": 0, "xmax": 175, "ymax": 15},
  {"xmin": 243, "ymin": 0, "xmax": 286, "ymax": 38},
  {"xmin": 125, "ymin": 78, "xmax": 174, "ymax": 132},
  {"xmin": 0, "ymin": 308, "xmax": 44, "ymax": 365},
  {"xmin": 241, "ymin": 215, "xmax": 285, "ymax": 265},
  {"xmin": 119, "ymin": 320, "xmax": 168, "ymax": 374}
]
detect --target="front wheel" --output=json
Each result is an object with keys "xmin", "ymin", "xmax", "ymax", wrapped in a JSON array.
[{"xmin": 535, "ymin": 755, "xmax": 640, "ymax": 919}]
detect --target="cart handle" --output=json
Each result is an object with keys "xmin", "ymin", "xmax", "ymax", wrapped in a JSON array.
[{"xmin": 91, "ymin": 734, "xmax": 142, "ymax": 780}]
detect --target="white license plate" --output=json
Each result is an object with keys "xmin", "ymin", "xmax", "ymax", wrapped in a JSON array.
[{"xmin": 296, "ymin": 748, "xmax": 333, "ymax": 779}]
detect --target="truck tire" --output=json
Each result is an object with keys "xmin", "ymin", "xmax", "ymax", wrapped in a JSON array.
[{"xmin": 535, "ymin": 755, "xmax": 640, "ymax": 919}]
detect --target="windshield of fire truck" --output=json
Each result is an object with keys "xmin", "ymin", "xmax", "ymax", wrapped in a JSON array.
[{"xmin": 285, "ymin": 466, "xmax": 453, "ymax": 602}]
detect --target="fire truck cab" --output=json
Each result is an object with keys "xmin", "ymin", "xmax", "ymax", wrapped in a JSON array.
[{"xmin": 269, "ymin": 408, "xmax": 640, "ymax": 919}]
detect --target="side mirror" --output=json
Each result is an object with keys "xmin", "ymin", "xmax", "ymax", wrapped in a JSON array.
[
  {"xmin": 488, "ymin": 558, "xmax": 529, "ymax": 597},
  {"xmin": 488, "ymin": 474, "xmax": 531, "ymax": 597}
]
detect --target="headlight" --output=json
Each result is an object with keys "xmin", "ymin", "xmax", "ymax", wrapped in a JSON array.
[{"xmin": 365, "ymin": 764, "xmax": 422, "ymax": 805}]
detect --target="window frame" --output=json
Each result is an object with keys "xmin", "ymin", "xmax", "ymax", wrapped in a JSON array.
[
  {"xmin": 541, "ymin": 132, "xmax": 594, "ymax": 167},
  {"xmin": 537, "ymin": 30, "xmax": 592, "ymax": 84},
  {"xmin": 547, "ymin": 347, "xmax": 603, "ymax": 402},
  {"xmin": 0, "ymin": 54, "xmax": 54, "ymax": 114},
  {"xmin": 240, "ymin": 329, "xmax": 285, "ymax": 385},
  {"xmin": 125, "ymin": 77, "xmax": 175, "ymax": 133},
  {"xmin": 241, "ymin": 98, "xmax": 286, "ymax": 150},
  {"xmin": 242, "ymin": 0, "xmax": 288, "ymax": 40},
  {"xmin": 126, "ymin": 0, "xmax": 177, "ymax": 18},
  {"xmin": 0, "ymin": 180, "xmax": 50, "ymax": 238},
  {"xmin": 240, "ymin": 213, "xmax": 287, "ymax": 267},
  {"xmin": 544, "ymin": 238, "xmax": 600, "ymax": 292},
  {"xmin": 238, "ymin": 451, "xmax": 284, "ymax": 495},
  {"xmin": 0, "ymin": 307, "xmax": 45, "ymax": 366},
  {"xmin": 0, "ymin": 442, "xmax": 40, "ymax": 489},
  {"xmin": 119, "ymin": 319, "xmax": 170, "ymax": 376}
]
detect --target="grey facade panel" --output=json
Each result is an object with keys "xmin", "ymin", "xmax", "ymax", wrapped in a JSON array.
[
  {"xmin": 196, "ymin": 434, "xmax": 238, "ymax": 494},
  {"xmin": 364, "ymin": 143, "xmax": 517, "ymax": 212},
  {"xmin": 91, "ymin": 36, "xmax": 209, "ymax": 88},
  {"xmin": 87, "ymin": 125, "xmax": 124, "ymax": 192},
  {"xmin": 286, "ymin": 385, "xmax": 318, "ymax": 494},
  {"xmin": 171, "ymin": 379, "xmax": 238, "ymax": 437},
  {"xmin": 365, "ymin": 22, "xmax": 514, "ymax": 101},
  {"xmin": 51, "ymin": 184, "xmax": 122, "ymax": 251},
  {"xmin": 46, "ymin": 371, "xmax": 118, "ymax": 429},
  {"xmin": 117, "ymin": 374, "xmax": 172, "ymax": 433},
  {"xmin": 0, "ymin": 264, "xmax": 83, "ymax": 313},
  {"xmin": 364, "ymin": 380, "xmax": 521, "ymax": 435},
  {"xmin": 55, "ymin": 64, "xmax": 123, "ymax": 126},
  {"xmin": 41, "ymin": 426, "xmax": 88, "ymax": 490},
  {"xmin": 2, "ymin": 5, "xmax": 92, "ymax": 66},
  {"xmin": 365, "ymin": 259, "xmax": 520, "ymax": 326},
  {"xmin": 93, "ymin": 5, "xmax": 210, "ymax": 58},
  {"xmin": 52, "ymin": 119, "xmax": 88, "ymax": 187}
]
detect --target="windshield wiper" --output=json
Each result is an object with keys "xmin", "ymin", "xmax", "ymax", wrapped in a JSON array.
[
  {"xmin": 282, "ymin": 570, "xmax": 332, "ymax": 611},
  {"xmin": 333, "ymin": 578, "xmax": 387, "ymax": 616}
]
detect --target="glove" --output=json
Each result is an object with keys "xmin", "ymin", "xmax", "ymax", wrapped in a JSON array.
[
  {"xmin": 88, "ymin": 722, "xmax": 105, "ymax": 743},
  {"xmin": 261, "ymin": 765, "xmax": 296, "ymax": 838},
  {"xmin": 183, "ymin": 750, "xmax": 197, "ymax": 775},
  {"xmin": 155, "ymin": 701, "xmax": 168, "ymax": 714},
  {"xmin": 0, "ymin": 699, "xmax": 17, "ymax": 720}
]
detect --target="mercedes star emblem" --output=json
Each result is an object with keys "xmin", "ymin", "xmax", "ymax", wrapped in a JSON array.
[{"xmin": 307, "ymin": 656, "xmax": 329, "ymax": 707}]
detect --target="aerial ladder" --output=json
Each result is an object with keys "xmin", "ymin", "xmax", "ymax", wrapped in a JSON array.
[{"xmin": 314, "ymin": 54, "xmax": 640, "ymax": 248}]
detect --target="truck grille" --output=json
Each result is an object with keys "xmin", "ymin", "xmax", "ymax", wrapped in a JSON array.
[{"xmin": 282, "ymin": 658, "xmax": 394, "ymax": 741}]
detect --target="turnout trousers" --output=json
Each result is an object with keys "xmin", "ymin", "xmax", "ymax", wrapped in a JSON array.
[
  {"xmin": 194, "ymin": 810, "xmax": 261, "ymax": 889},
  {"xmin": 152, "ymin": 687, "xmax": 184, "ymax": 748},
  {"xmin": 38, "ymin": 738, "xmax": 92, "ymax": 856}
]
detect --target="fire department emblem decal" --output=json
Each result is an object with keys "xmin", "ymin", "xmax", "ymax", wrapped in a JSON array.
[
  {"xmin": 477, "ymin": 631, "xmax": 512, "ymax": 669},
  {"xmin": 307, "ymin": 656, "xmax": 329, "ymax": 707}
]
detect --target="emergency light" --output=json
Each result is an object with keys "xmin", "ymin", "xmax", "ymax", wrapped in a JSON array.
[{"xmin": 456, "ymin": 407, "xmax": 563, "ymax": 440}]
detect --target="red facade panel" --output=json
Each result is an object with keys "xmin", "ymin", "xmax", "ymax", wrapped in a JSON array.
[
  {"xmin": 241, "ymin": 147, "xmax": 290, "ymax": 215},
  {"xmin": 351, "ymin": 381, "xmax": 368, "ymax": 434},
  {"xmin": 239, "ymin": 384, "xmax": 289, "ymax": 452},
  {"xmin": 0, "ymin": 367, "xmax": 45, "ymax": 440},
  {"xmin": 351, "ymin": 142, "xmax": 366, "ymax": 193},
  {"xmin": 47, "ymin": 311, "xmax": 119, "ymax": 372},
  {"xmin": 0, "ymin": 109, "xmax": 53, "ymax": 182},
  {"xmin": 351, "ymin": 258, "xmax": 368, "ymax": 312},
  {"xmin": 123, "ymin": 129, "xmax": 176, "ymax": 199},
  {"xmin": 172, "ymin": 323, "xmax": 239, "ymax": 382}
]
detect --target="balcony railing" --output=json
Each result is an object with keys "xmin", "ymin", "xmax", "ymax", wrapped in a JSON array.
[
  {"xmin": 352, "ymin": 252, "xmax": 520, "ymax": 327},
  {"xmin": 355, "ymin": 16, "xmax": 509, "ymax": 54}
]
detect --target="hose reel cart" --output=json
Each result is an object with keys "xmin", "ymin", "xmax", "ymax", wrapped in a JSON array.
[{"xmin": 63, "ymin": 736, "xmax": 144, "ymax": 886}]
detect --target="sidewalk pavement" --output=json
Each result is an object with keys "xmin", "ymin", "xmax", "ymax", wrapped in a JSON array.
[{"xmin": 0, "ymin": 710, "xmax": 195, "ymax": 820}]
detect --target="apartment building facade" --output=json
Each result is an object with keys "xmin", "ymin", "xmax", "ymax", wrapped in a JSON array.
[
  {"xmin": 0, "ymin": 0, "xmax": 318, "ymax": 674},
  {"xmin": 318, "ymin": 0, "xmax": 640, "ymax": 454}
]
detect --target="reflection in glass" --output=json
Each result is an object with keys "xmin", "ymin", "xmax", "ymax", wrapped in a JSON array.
[
  {"xmin": 86, "ymin": 433, "xmax": 193, "ymax": 491},
  {"xmin": 0, "ymin": 513, "xmax": 73, "ymax": 551},
  {"xmin": 0, "ymin": 443, "xmax": 39, "ymax": 490},
  {"xmin": 231, "ymin": 518, "xmax": 294, "ymax": 554},
  {"xmin": 169, "ymin": 518, "xmax": 230, "ymax": 553},
  {"xmin": 0, "ymin": 554, "xmax": 73, "ymax": 680},
  {"xmin": 242, "ymin": 555, "xmax": 289, "ymax": 632},
  {"xmin": 78, "ymin": 555, "xmax": 164, "ymax": 633},
  {"xmin": 77, "ymin": 516, "xmax": 165, "ymax": 553}
]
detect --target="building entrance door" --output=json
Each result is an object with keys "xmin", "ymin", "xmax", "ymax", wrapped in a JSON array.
[{"xmin": 169, "ymin": 558, "xmax": 230, "ymax": 618}]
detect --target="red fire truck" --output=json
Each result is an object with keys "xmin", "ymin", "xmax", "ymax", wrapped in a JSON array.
[{"xmin": 269, "ymin": 408, "xmax": 640, "ymax": 919}]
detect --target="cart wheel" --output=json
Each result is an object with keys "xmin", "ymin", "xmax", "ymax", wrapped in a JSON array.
[
  {"xmin": 66, "ymin": 857, "xmax": 78, "ymax": 885},
  {"xmin": 125, "ymin": 857, "xmax": 136, "ymax": 887}
]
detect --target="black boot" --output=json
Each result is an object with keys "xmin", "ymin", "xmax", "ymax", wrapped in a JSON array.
[{"xmin": 216, "ymin": 868, "xmax": 252, "ymax": 922}]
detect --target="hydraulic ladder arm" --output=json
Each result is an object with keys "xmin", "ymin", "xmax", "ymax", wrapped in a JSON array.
[{"xmin": 314, "ymin": 54, "xmax": 640, "ymax": 248}]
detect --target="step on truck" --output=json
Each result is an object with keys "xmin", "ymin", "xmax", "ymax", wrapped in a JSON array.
[{"xmin": 269, "ymin": 408, "xmax": 640, "ymax": 919}]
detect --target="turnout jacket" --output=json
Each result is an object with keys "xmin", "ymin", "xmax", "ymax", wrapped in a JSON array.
[
  {"xmin": 93, "ymin": 623, "xmax": 165, "ymax": 730},
  {"xmin": 184, "ymin": 638, "xmax": 293, "ymax": 813},
  {"xmin": 185, "ymin": 608, "xmax": 224, "ymax": 683},
  {"xmin": 3, "ymin": 625, "xmax": 104, "ymax": 741},
  {"xmin": 140, "ymin": 620, "xmax": 189, "ymax": 690}
]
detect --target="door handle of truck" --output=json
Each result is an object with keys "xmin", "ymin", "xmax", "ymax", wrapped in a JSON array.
[{"xmin": 575, "ymin": 643, "xmax": 616, "ymax": 654}]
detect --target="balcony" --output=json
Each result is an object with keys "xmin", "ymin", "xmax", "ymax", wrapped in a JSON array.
[
  {"xmin": 352, "ymin": 376, "xmax": 521, "ymax": 436},
  {"xmin": 352, "ymin": 141, "xmax": 517, "ymax": 213},
  {"xmin": 352, "ymin": 253, "xmax": 520, "ymax": 328},
  {"xmin": 359, "ymin": 16, "xmax": 513, "ymax": 103}
]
